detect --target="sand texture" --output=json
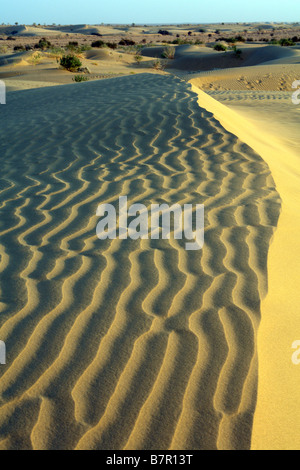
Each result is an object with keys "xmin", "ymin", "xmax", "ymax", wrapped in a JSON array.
[{"xmin": 0, "ymin": 74, "xmax": 281, "ymax": 449}]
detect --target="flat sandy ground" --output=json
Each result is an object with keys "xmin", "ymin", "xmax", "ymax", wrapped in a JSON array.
[{"xmin": 0, "ymin": 23, "xmax": 299, "ymax": 450}]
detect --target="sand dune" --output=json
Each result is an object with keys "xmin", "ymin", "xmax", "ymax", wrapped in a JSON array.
[
  {"xmin": 188, "ymin": 83, "xmax": 300, "ymax": 449},
  {"xmin": 183, "ymin": 62, "xmax": 300, "ymax": 93},
  {"xmin": 0, "ymin": 52, "xmax": 31, "ymax": 67},
  {"xmin": 167, "ymin": 44, "xmax": 300, "ymax": 72},
  {"xmin": 0, "ymin": 74, "xmax": 281, "ymax": 449}
]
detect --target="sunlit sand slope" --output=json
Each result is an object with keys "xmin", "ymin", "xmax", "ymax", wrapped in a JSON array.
[{"xmin": 0, "ymin": 74, "xmax": 280, "ymax": 450}]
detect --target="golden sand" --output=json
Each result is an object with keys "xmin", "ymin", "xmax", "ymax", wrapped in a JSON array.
[{"xmin": 0, "ymin": 36, "xmax": 299, "ymax": 449}]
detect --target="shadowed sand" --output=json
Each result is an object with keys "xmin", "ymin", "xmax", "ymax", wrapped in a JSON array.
[{"xmin": 0, "ymin": 74, "xmax": 280, "ymax": 450}]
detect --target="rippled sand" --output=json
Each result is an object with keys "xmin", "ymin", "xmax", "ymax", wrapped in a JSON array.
[{"xmin": 0, "ymin": 74, "xmax": 281, "ymax": 449}]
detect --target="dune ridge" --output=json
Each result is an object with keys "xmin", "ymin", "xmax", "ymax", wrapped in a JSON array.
[{"xmin": 0, "ymin": 74, "xmax": 280, "ymax": 449}]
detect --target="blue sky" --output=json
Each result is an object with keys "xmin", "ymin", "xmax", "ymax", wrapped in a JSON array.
[{"xmin": 2, "ymin": 0, "xmax": 300, "ymax": 25}]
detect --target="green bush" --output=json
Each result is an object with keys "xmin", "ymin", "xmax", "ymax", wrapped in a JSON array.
[
  {"xmin": 269, "ymin": 39, "xmax": 279, "ymax": 45},
  {"xmin": 106, "ymin": 42, "xmax": 117, "ymax": 49},
  {"xmin": 60, "ymin": 54, "xmax": 82, "ymax": 71},
  {"xmin": 134, "ymin": 54, "xmax": 142, "ymax": 64},
  {"xmin": 35, "ymin": 37, "xmax": 51, "ymax": 50},
  {"xmin": 162, "ymin": 46, "xmax": 175, "ymax": 59},
  {"xmin": 91, "ymin": 40, "xmax": 106, "ymax": 48},
  {"xmin": 279, "ymin": 38, "xmax": 295, "ymax": 47},
  {"xmin": 73, "ymin": 75, "xmax": 89, "ymax": 82},
  {"xmin": 214, "ymin": 44, "xmax": 227, "ymax": 51},
  {"xmin": 232, "ymin": 45, "xmax": 242, "ymax": 58},
  {"xmin": 235, "ymin": 35, "xmax": 246, "ymax": 42}
]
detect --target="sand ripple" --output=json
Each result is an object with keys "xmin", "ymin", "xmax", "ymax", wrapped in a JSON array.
[{"xmin": 0, "ymin": 74, "xmax": 281, "ymax": 449}]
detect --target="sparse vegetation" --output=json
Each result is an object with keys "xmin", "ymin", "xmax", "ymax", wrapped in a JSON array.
[
  {"xmin": 162, "ymin": 46, "xmax": 175, "ymax": 59},
  {"xmin": 214, "ymin": 44, "xmax": 227, "ymax": 51},
  {"xmin": 60, "ymin": 54, "xmax": 82, "ymax": 71},
  {"xmin": 35, "ymin": 37, "xmax": 51, "ymax": 50},
  {"xmin": 72, "ymin": 75, "xmax": 89, "ymax": 82},
  {"xmin": 158, "ymin": 30, "xmax": 172, "ymax": 36},
  {"xmin": 106, "ymin": 42, "xmax": 117, "ymax": 49},
  {"xmin": 134, "ymin": 54, "xmax": 142, "ymax": 64},
  {"xmin": 14, "ymin": 45, "xmax": 26, "ymax": 51},
  {"xmin": 28, "ymin": 52, "xmax": 42, "ymax": 65},
  {"xmin": 91, "ymin": 40, "xmax": 106, "ymax": 48},
  {"xmin": 279, "ymin": 38, "xmax": 296, "ymax": 46},
  {"xmin": 152, "ymin": 58, "xmax": 164, "ymax": 70},
  {"xmin": 235, "ymin": 35, "xmax": 246, "ymax": 42},
  {"xmin": 119, "ymin": 38, "xmax": 136, "ymax": 46},
  {"xmin": 232, "ymin": 45, "xmax": 242, "ymax": 58},
  {"xmin": 47, "ymin": 46, "xmax": 65, "ymax": 57}
]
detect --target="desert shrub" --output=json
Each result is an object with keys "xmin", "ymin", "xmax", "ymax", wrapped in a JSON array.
[
  {"xmin": 158, "ymin": 30, "xmax": 172, "ymax": 36},
  {"xmin": 152, "ymin": 58, "xmax": 163, "ymax": 70},
  {"xmin": 0, "ymin": 45, "xmax": 8, "ymax": 53},
  {"xmin": 60, "ymin": 54, "xmax": 82, "ymax": 71},
  {"xmin": 47, "ymin": 46, "xmax": 64, "ymax": 56},
  {"xmin": 134, "ymin": 54, "xmax": 142, "ymax": 64},
  {"xmin": 68, "ymin": 41, "xmax": 78, "ymax": 47},
  {"xmin": 28, "ymin": 52, "xmax": 42, "ymax": 65},
  {"xmin": 162, "ymin": 46, "xmax": 175, "ymax": 59},
  {"xmin": 119, "ymin": 38, "xmax": 135, "ymax": 46},
  {"xmin": 292, "ymin": 36, "xmax": 299, "ymax": 43},
  {"xmin": 172, "ymin": 38, "xmax": 193, "ymax": 45},
  {"xmin": 72, "ymin": 75, "xmax": 89, "ymax": 82},
  {"xmin": 226, "ymin": 37, "xmax": 238, "ymax": 44},
  {"xmin": 91, "ymin": 40, "xmax": 106, "ymax": 48},
  {"xmin": 214, "ymin": 44, "xmax": 227, "ymax": 51},
  {"xmin": 14, "ymin": 45, "xmax": 26, "ymax": 51},
  {"xmin": 198, "ymin": 28, "xmax": 206, "ymax": 33},
  {"xmin": 35, "ymin": 37, "xmax": 51, "ymax": 50},
  {"xmin": 78, "ymin": 44, "xmax": 92, "ymax": 52},
  {"xmin": 279, "ymin": 38, "xmax": 295, "ymax": 46},
  {"xmin": 232, "ymin": 45, "xmax": 242, "ymax": 57},
  {"xmin": 6, "ymin": 36, "xmax": 16, "ymax": 41},
  {"xmin": 235, "ymin": 35, "xmax": 246, "ymax": 42},
  {"xmin": 106, "ymin": 42, "xmax": 117, "ymax": 49},
  {"xmin": 67, "ymin": 43, "xmax": 92, "ymax": 53}
]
